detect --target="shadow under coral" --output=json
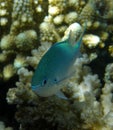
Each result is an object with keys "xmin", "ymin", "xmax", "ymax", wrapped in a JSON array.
[{"xmin": 0, "ymin": 76, "xmax": 19, "ymax": 130}]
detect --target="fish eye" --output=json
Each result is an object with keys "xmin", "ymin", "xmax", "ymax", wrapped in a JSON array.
[
  {"xmin": 54, "ymin": 79, "xmax": 57, "ymax": 82},
  {"xmin": 43, "ymin": 79, "xmax": 47, "ymax": 84},
  {"xmin": 53, "ymin": 78, "xmax": 58, "ymax": 83},
  {"xmin": 42, "ymin": 78, "xmax": 47, "ymax": 86}
]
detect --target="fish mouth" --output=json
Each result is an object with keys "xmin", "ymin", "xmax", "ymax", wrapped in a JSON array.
[{"xmin": 31, "ymin": 85, "xmax": 41, "ymax": 91}]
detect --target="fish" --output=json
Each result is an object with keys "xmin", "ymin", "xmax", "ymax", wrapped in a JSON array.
[{"xmin": 31, "ymin": 24, "xmax": 86, "ymax": 99}]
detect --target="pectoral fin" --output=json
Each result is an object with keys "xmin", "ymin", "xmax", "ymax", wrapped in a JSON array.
[{"xmin": 56, "ymin": 90, "xmax": 68, "ymax": 100}]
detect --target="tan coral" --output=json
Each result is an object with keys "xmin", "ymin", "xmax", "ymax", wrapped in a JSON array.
[
  {"xmin": 65, "ymin": 55, "xmax": 100, "ymax": 101},
  {"xmin": 100, "ymin": 31, "xmax": 109, "ymax": 41},
  {"xmin": 0, "ymin": 121, "xmax": 13, "ymax": 130},
  {"xmin": 48, "ymin": 6, "xmax": 60, "ymax": 16},
  {"xmin": 103, "ymin": 0, "xmax": 113, "ymax": 20},
  {"xmin": 17, "ymin": 67, "xmax": 33, "ymax": 83},
  {"xmin": 68, "ymin": 0, "xmax": 79, "ymax": 8},
  {"xmin": 26, "ymin": 42, "xmax": 52, "ymax": 68},
  {"xmin": 108, "ymin": 45, "xmax": 113, "ymax": 57},
  {"xmin": 0, "ymin": 34, "xmax": 16, "ymax": 50},
  {"xmin": 0, "ymin": 1, "xmax": 12, "ymax": 27},
  {"xmin": 39, "ymin": 21, "xmax": 60, "ymax": 42},
  {"xmin": 104, "ymin": 63, "xmax": 113, "ymax": 83},
  {"xmin": 6, "ymin": 52, "xmax": 113, "ymax": 130},
  {"xmin": 78, "ymin": 0, "xmax": 96, "ymax": 26},
  {"xmin": 7, "ymin": 64, "xmax": 84, "ymax": 129},
  {"xmin": 11, "ymin": 0, "xmax": 34, "ymax": 33},
  {"xmin": 5, "ymin": 54, "xmax": 106, "ymax": 130},
  {"xmin": 64, "ymin": 12, "xmax": 78, "ymax": 24},
  {"xmin": 3, "ymin": 64, "xmax": 16, "ymax": 81},
  {"xmin": 92, "ymin": 21, "xmax": 101, "ymax": 29},
  {"xmin": 0, "ymin": 50, "xmax": 15, "ymax": 63},
  {"xmin": 0, "ymin": 52, "xmax": 7, "ymax": 63},
  {"xmin": 48, "ymin": 0, "xmax": 66, "ymax": 12},
  {"xmin": 100, "ymin": 63, "xmax": 113, "ymax": 128},
  {"xmin": 0, "ymin": 17, "xmax": 8, "ymax": 26},
  {"xmin": 53, "ymin": 14, "xmax": 64, "ymax": 25},
  {"xmin": 13, "ymin": 54, "xmax": 27, "ymax": 69},
  {"xmin": 83, "ymin": 34, "xmax": 100, "ymax": 49},
  {"xmin": 0, "ymin": 0, "xmax": 113, "ymax": 129},
  {"xmin": 15, "ymin": 30, "xmax": 38, "ymax": 51},
  {"xmin": 10, "ymin": 0, "xmax": 47, "ymax": 34},
  {"xmin": 72, "ymin": 74, "xmax": 101, "ymax": 101},
  {"xmin": 101, "ymin": 83, "xmax": 113, "ymax": 116}
]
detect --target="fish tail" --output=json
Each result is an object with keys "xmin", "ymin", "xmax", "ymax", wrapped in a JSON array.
[{"xmin": 74, "ymin": 22, "xmax": 87, "ymax": 49}]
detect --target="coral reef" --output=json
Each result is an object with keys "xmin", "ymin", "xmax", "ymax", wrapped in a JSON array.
[
  {"xmin": 6, "ymin": 55, "xmax": 113, "ymax": 130},
  {"xmin": 83, "ymin": 34, "xmax": 100, "ymax": 49},
  {"xmin": 0, "ymin": 121, "xmax": 13, "ymax": 130},
  {"xmin": 6, "ymin": 56, "xmax": 90, "ymax": 130},
  {"xmin": 0, "ymin": 0, "xmax": 113, "ymax": 130}
]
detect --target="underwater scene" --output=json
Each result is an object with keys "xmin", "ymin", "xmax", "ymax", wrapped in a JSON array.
[{"xmin": 0, "ymin": 0, "xmax": 113, "ymax": 130}]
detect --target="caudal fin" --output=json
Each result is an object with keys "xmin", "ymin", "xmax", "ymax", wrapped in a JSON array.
[{"xmin": 75, "ymin": 22, "xmax": 87, "ymax": 48}]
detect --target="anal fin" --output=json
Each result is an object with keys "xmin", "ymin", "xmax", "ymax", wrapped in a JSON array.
[{"xmin": 56, "ymin": 90, "xmax": 68, "ymax": 100}]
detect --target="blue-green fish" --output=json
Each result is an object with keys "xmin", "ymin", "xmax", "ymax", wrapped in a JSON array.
[{"xmin": 31, "ymin": 25, "xmax": 86, "ymax": 99}]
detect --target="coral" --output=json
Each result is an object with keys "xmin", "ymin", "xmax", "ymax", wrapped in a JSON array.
[
  {"xmin": 108, "ymin": 45, "xmax": 113, "ymax": 57},
  {"xmin": 0, "ymin": 0, "xmax": 113, "ymax": 129},
  {"xmin": 26, "ymin": 42, "xmax": 52, "ymax": 68},
  {"xmin": 4, "ymin": 25, "xmax": 112, "ymax": 129},
  {"xmin": 68, "ymin": 63, "xmax": 113, "ymax": 130},
  {"xmin": 53, "ymin": 14, "xmax": 64, "ymax": 25},
  {"xmin": 78, "ymin": 0, "xmax": 96, "ymax": 26},
  {"xmin": 13, "ymin": 54, "xmax": 27, "ymax": 69},
  {"xmin": 39, "ymin": 21, "xmax": 61, "ymax": 42},
  {"xmin": 0, "ymin": 0, "xmax": 12, "ymax": 28},
  {"xmin": 6, "ymin": 54, "xmax": 113, "ymax": 130},
  {"xmin": 6, "ymin": 56, "xmax": 90, "ymax": 130},
  {"xmin": 0, "ymin": 35, "xmax": 16, "ymax": 50},
  {"xmin": 83, "ymin": 34, "xmax": 100, "ymax": 49},
  {"xmin": 3, "ymin": 64, "xmax": 16, "ymax": 81},
  {"xmin": 0, "ymin": 121, "xmax": 13, "ymax": 130},
  {"xmin": 15, "ymin": 30, "xmax": 38, "ymax": 51},
  {"xmin": 10, "ymin": 0, "xmax": 47, "ymax": 34},
  {"xmin": 64, "ymin": 12, "xmax": 78, "ymax": 24},
  {"xmin": 48, "ymin": 0, "xmax": 67, "ymax": 16},
  {"xmin": 103, "ymin": 0, "xmax": 113, "ymax": 20}
]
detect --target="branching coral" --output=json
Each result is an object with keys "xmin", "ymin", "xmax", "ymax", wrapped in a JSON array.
[
  {"xmin": 83, "ymin": 34, "xmax": 100, "ymax": 49},
  {"xmin": 0, "ymin": 0, "xmax": 48, "ymax": 82},
  {"xmin": 102, "ymin": 0, "xmax": 113, "ymax": 20},
  {"xmin": 6, "ymin": 54, "xmax": 113, "ymax": 130},
  {"xmin": 80, "ymin": 63, "xmax": 113, "ymax": 130},
  {"xmin": 6, "ymin": 56, "xmax": 90, "ymax": 130},
  {"xmin": 78, "ymin": 0, "xmax": 96, "ymax": 26},
  {"xmin": 10, "ymin": 0, "xmax": 47, "ymax": 34},
  {"xmin": 0, "ymin": 0, "xmax": 12, "ymax": 30},
  {"xmin": 0, "ymin": 0, "xmax": 113, "ymax": 130},
  {"xmin": 0, "ymin": 121, "xmax": 13, "ymax": 130},
  {"xmin": 5, "ymin": 23, "xmax": 113, "ymax": 129}
]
